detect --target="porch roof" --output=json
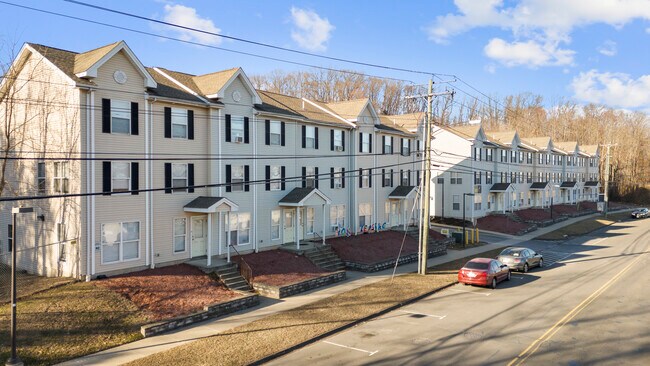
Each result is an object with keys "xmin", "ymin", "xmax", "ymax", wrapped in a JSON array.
[
  {"xmin": 489, "ymin": 183, "xmax": 513, "ymax": 192},
  {"xmin": 388, "ymin": 185, "xmax": 417, "ymax": 199},
  {"xmin": 584, "ymin": 181, "xmax": 600, "ymax": 187},
  {"xmin": 184, "ymin": 196, "xmax": 239, "ymax": 213},
  {"xmin": 530, "ymin": 182, "xmax": 549, "ymax": 190},
  {"xmin": 560, "ymin": 181, "xmax": 577, "ymax": 188},
  {"xmin": 279, "ymin": 187, "xmax": 332, "ymax": 207}
]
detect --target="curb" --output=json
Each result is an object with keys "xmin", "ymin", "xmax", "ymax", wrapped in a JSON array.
[{"xmin": 250, "ymin": 281, "xmax": 458, "ymax": 365}]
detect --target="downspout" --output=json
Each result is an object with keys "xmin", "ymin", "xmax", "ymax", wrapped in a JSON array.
[
  {"xmin": 144, "ymin": 95, "xmax": 150, "ymax": 268},
  {"xmin": 90, "ymin": 89, "xmax": 96, "ymax": 276},
  {"xmin": 85, "ymin": 90, "xmax": 91, "ymax": 281},
  {"xmin": 253, "ymin": 110, "xmax": 258, "ymax": 252},
  {"xmin": 350, "ymin": 128, "xmax": 356, "ymax": 235},
  {"xmin": 373, "ymin": 131, "xmax": 377, "ymax": 230}
]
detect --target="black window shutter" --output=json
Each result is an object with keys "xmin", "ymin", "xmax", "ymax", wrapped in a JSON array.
[
  {"xmin": 265, "ymin": 165, "xmax": 271, "ymax": 191},
  {"xmin": 102, "ymin": 161, "xmax": 111, "ymax": 195},
  {"xmin": 330, "ymin": 129, "xmax": 335, "ymax": 151},
  {"xmin": 342, "ymin": 131, "xmax": 345, "ymax": 151},
  {"xmin": 369, "ymin": 134, "xmax": 372, "ymax": 153},
  {"xmin": 188, "ymin": 164, "xmax": 194, "ymax": 193},
  {"xmin": 382, "ymin": 169, "xmax": 386, "ymax": 187},
  {"xmin": 244, "ymin": 165, "xmax": 250, "ymax": 191},
  {"xmin": 131, "ymin": 102, "xmax": 139, "ymax": 135},
  {"xmin": 342, "ymin": 168, "xmax": 346, "ymax": 188},
  {"xmin": 382, "ymin": 136, "xmax": 386, "ymax": 154},
  {"xmin": 359, "ymin": 169, "xmax": 363, "ymax": 188},
  {"xmin": 315, "ymin": 167, "xmax": 319, "ymax": 188},
  {"xmin": 164, "ymin": 163, "xmax": 172, "ymax": 194},
  {"xmin": 408, "ymin": 170, "xmax": 411, "ymax": 186},
  {"xmin": 408, "ymin": 139, "xmax": 411, "ymax": 155},
  {"xmin": 315, "ymin": 127, "xmax": 319, "ymax": 149},
  {"xmin": 164, "ymin": 107, "xmax": 172, "ymax": 138},
  {"xmin": 131, "ymin": 162, "xmax": 139, "ymax": 195},
  {"xmin": 102, "ymin": 99, "xmax": 111, "ymax": 133},
  {"xmin": 391, "ymin": 136, "xmax": 394, "ymax": 154},
  {"xmin": 369, "ymin": 169, "xmax": 372, "ymax": 188},
  {"xmin": 265, "ymin": 120, "xmax": 270, "ymax": 145},
  {"xmin": 281, "ymin": 122, "xmax": 286, "ymax": 146},
  {"xmin": 281, "ymin": 166, "xmax": 286, "ymax": 190},
  {"xmin": 359, "ymin": 132, "xmax": 363, "ymax": 153},
  {"xmin": 244, "ymin": 117, "xmax": 250, "ymax": 143},
  {"xmin": 225, "ymin": 165, "xmax": 232, "ymax": 192},
  {"xmin": 302, "ymin": 125, "xmax": 306, "ymax": 148},
  {"xmin": 390, "ymin": 169, "xmax": 394, "ymax": 187},
  {"xmin": 330, "ymin": 167, "xmax": 335, "ymax": 189},
  {"xmin": 400, "ymin": 138, "xmax": 404, "ymax": 155},
  {"xmin": 302, "ymin": 167, "xmax": 306, "ymax": 188},
  {"xmin": 225, "ymin": 114, "xmax": 231, "ymax": 142},
  {"xmin": 188, "ymin": 110, "xmax": 194, "ymax": 140}
]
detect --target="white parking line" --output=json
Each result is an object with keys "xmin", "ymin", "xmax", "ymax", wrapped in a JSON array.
[
  {"xmin": 322, "ymin": 341, "xmax": 378, "ymax": 356},
  {"xmin": 449, "ymin": 288, "xmax": 492, "ymax": 296},
  {"xmin": 399, "ymin": 310, "xmax": 447, "ymax": 319},
  {"xmin": 590, "ymin": 238, "xmax": 607, "ymax": 245}
]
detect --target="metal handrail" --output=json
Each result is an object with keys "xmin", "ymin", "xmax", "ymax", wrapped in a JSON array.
[{"xmin": 228, "ymin": 244, "xmax": 253, "ymax": 285}]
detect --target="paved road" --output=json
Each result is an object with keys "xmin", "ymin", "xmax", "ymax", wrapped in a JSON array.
[{"xmin": 269, "ymin": 218, "xmax": 650, "ymax": 366}]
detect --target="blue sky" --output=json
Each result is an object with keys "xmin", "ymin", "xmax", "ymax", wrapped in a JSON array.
[{"xmin": 2, "ymin": 0, "xmax": 650, "ymax": 112}]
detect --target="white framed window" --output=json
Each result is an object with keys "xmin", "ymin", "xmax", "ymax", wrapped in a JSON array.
[
  {"xmin": 171, "ymin": 108, "xmax": 188, "ymax": 139},
  {"xmin": 334, "ymin": 167, "xmax": 343, "ymax": 188},
  {"xmin": 270, "ymin": 165, "xmax": 282, "ymax": 191},
  {"xmin": 474, "ymin": 194, "xmax": 482, "ymax": 211},
  {"xmin": 486, "ymin": 148, "xmax": 493, "ymax": 161},
  {"xmin": 101, "ymin": 221, "xmax": 140, "ymax": 264},
  {"xmin": 383, "ymin": 170, "xmax": 391, "ymax": 187},
  {"xmin": 57, "ymin": 222, "xmax": 66, "ymax": 262},
  {"xmin": 111, "ymin": 100, "xmax": 131, "ymax": 134},
  {"xmin": 37, "ymin": 162, "xmax": 46, "ymax": 195},
  {"xmin": 53, "ymin": 161, "xmax": 69, "ymax": 193},
  {"xmin": 111, "ymin": 162, "xmax": 130, "ymax": 193},
  {"xmin": 306, "ymin": 207, "xmax": 315, "ymax": 234},
  {"xmin": 474, "ymin": 147, "xmax": 480, "ymax": 161},
  {"xmin": 450, "ymin": 172, "xmax": 462, "ymax": 185},
  {"xmin": 361, "ymin": 133, "xmax": 370, "ymax": 153},
  {"xmin": 401, "ymin": 170, "xmax": 409, "ymax": 186},
  {"xmin": 172, "ymin": 163, "xmax": 188, "ymax": 192},
  {"xmin": 231, "ymin": 116, "xmax": 245, "ymax": 142},
  {"xmin": 270, "ymin": 121, "xmax": 282, "ymax": 145},
  {"xmin": 359, "ymin": 203, "xmax": 372, "ymax": 228},
  {"xmin": 333, "ymin": 129, "xmax": 343, "ymax": 150},
  {"xmin": 486, "ymin": 171, "xmax": 493, "ymax": 184},
  {"xmin": 271, "ymin": 210, "xmax": 281, "ymax": 240},
  {"xmin": 384, "ymin": 137, "xmax": 392, "ymax": 154},
  {"xmin": 306, "ymin": 166, "xmax": 316, "ymax": 188},
  {"xmin": 231, "ymin": 165, "xmax": 245, "ymax": 192},
  {"xmin": 330, "ymin": 204, "xmax": 345, "ymax": 230},
  {"xmin": 305, "ymin": 126, "xmax": 316, "ymax": 148},
  {"xmin": 452, "ymin": 195, "xmax": 460, "ymax": 210},
  {"xmin": 361, "ymin": 169, "xmax": 370, "ymax": 188},
  {"xmin": 402, "ymin": 138, "xmax": 410, "ymax": 156},
  {"xmin": 228, "ymin": 212, "xmax": 251, "ymax": 245},
  {"xmin": 173, "ymin": 218, "xmax": 187, "ymax": 253}
]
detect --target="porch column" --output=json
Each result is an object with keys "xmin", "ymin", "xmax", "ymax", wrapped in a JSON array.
[
  {"xmin": 502, "ymin": 194, "xmax": 505, "ymax": 214},
  {"xmin": 322, "ymin": 204, "xmax": 326, "ymax": 245},
  {"xmin": 218, "ymin": 212, "xmax": 222, "ymax": 255},
  {"xmin": 207, "ymin": 213, "xmax": 212, "ymax": 266},
  {"xmin": 226, "ymin": 213, "xmax": 231, "ymax": 263},
  {"xmin": 403, "ymin": 201, "xmax": 407, "ymax": 231},
  {"xmin": 296, "ymin": 207, "xmax": 301, "ymax": 249}
]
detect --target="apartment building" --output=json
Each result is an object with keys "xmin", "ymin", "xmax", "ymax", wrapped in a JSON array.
[
  {"xmin": 0, "ymin": 40, "xmax": 420, "ymax": 279},
  {"xmin": 430, "ymin": 123, "xmax": 600, "ymax": 221}
]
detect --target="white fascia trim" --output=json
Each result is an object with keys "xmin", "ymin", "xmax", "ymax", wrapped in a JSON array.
[
  {"xmin": 75, "ymin": 42, "xmax": 157, "ymax": 88},
  {"xmin": 152, "ymin": 68, "xmax": 210, "ymax": 104},
  {"xmin": 212, "ymin": 69, "xmax": 262, "ymax": 104},
  {"xmin": 302, "ymin": 98, "xmax": 357, "ymax": 128},
  {"xmin": 519, "ymin": 142, "xmax": 539, "ymax": 151},
  {"xmin": 145, "ymin": 95, "xmax": 214, "ymax": 109}
]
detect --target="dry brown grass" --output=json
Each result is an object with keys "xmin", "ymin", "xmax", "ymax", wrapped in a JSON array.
[
  {"xmin": 535, "ymin": 212, "xmax": 631, "ymax": 240},
  {"xmin": 0, "ymin": 265, "xmax": 73, "ymax": 303},
  {"xmin": 127, "ymin": 247, "xmax": 506, "ymax": 366}
]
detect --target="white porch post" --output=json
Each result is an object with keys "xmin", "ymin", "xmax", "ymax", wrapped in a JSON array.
[
  {"xmin": 403, "ymin": 200, "xmax": 407, "ymax": 230},
  {"xmin": 226, "ymin": 213, "xmax": 231, "ymax": 263},
  {"xmin": 322, "ymin": 204, "xmax": 326, "ymax": 245},
  {"xmin": 218, "ymin": 212, "xmax": 222, "ymax": 255},
  {"xmin": 502, "ymin": 193, "xmax": 506, "ymax": 214},
  {"xmin": 296, "ymin": 207, "xmax": 301, "ymax": 249},
  {"xmin": 207, "ymin": 213, "xmax": 212, "ymax": 266}
]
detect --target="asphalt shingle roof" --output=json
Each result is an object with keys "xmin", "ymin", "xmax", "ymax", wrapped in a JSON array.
[
  {"xmin": 279, "ymin": 187, "xmax": 317, "ymax": 204},
  {"xmin": 584, "ymin": 181, "xmax": 599, "ymax": 187},
  {"xmin": 184, "ymin": 196, "xmax": 228, "ymax": 209},
  {"xmin": 530, "ymin": 182, "xmax": 549, "ymax": 190},
  {"xmin": 560, "ymin": 181, "xmax": 577, "ymax": 188},
  {"xmin": 388, "ymin": 185, "xmax": 417, "ymax": 198},
  {"xmin": 490, "ymin": 183, "xmax": 512, "ymax": 192}
]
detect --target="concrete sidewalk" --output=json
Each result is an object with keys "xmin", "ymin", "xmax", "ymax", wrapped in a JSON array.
[{"xmin": 58, "ymin": 214, "xmax": 598, "ymax": 366}]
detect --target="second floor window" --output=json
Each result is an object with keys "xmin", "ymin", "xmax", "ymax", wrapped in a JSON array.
[
  {"xmin": 383, "ymin": 135, "xmax": 393, "ymax": 154},
  {"xmin": 450, "ymin": 172, "xmax": 462, "ymax": 184},
  {"xmin": 401, "ymin": 138, "xmax": 410, "ymax": 156},
  {"xmin": 401, "ymin": 170, "xmax": 409, "ymax": 186},
  {"xmin": 172, "ymin": 163, "xmax": 188, "ymax": 193},
  {"xmin": 501, "ymin": 149, "xmax": 507, "ymax": 162},
  {"xmin": 269, "ymin": 121, "xmax": 282, "ymax": 145},
  {"xmin": 486, "ymin": 148, "xmax": 493, "ymax": 161},
  {"xmin": 231, "ymin": 116, "xmax": 245, "ymax": 143},
  {"xmin": 304, "ymin": 126, "xmax": 317, "ymax": 149},
  {"xmin": 112, "ymin": 162, "xmax": 131, "ymax": 193},
  {"xmin": 110, "ymin": 100, "xmax": 131, "ymax": 134},
  {"xmin": 37, "ymin": 162, "xmax": 46, "ymax": 195},
  {"xmin": 486, "ymin": 171, "xmax": 493, "ymax": 184},
  {"xmin": 53, "ymin": 161, "xmax": 69, "ymax": 193},
  {"xmin": 360, "ymin": 132, "xmax": 372, "ymax": 153},
  {"xmin": 332, "ymin": 129, "xmax": 343, "ymax": 151},
  {"xmin": 268, "ymin": 165, "xmax": 282, "ymax": 191},
  {"xmin": 172, "ymin": 109, "xmax": 188, "ymax": 138},
  {"xmin": 231, "ymin": 165, "xmax": 245, "ymax": 191}
]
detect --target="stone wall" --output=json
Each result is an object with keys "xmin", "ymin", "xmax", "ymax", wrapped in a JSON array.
[
  {"xmin": 253, "ymin": 271, "xmax": 346, "ymax": 299},
  {"xmin": 343, "ymin": 240, "xmax": 450, "ymax": 273},
  {"xmin": 140, "ymin": 292, "xmax": 259, "ymax": 337}
]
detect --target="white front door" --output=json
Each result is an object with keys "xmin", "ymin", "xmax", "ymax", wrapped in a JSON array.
[
  {"xmin": 298, "ymin": 208, "xmax": 305, "ymax": 241},
  {"xmin": 191, "ymin": 216, "xmax": 207, "ymax": 258},
  {"xmin": 391, "ymin": 201, "xmax": 400, "ymax": 226},
  {"xmin": 283, "ymin": 209, "xmax": 295, "ymax": 244}
]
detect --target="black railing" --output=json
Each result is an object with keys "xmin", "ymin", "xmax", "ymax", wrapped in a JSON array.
[{"xmin": 228, "ymin": 244, "xmax": 253, "ymax": 285}]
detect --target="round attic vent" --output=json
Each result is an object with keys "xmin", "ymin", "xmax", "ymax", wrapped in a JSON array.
[{"xmin": 113, "ymin": 70, "xmax": 127, "ymax": 84}]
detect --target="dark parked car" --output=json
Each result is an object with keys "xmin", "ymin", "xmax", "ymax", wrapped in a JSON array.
[
  {"xmin": 458, "ymin": 258, "xmax": 510, "ymax": 289},
  {"xmin": 497, "ymin": 247, "xmax": 543, "ymax": 273},
  {"xmin": 631, "ymin": 208, "xmax": 649, "ymax": 219}
]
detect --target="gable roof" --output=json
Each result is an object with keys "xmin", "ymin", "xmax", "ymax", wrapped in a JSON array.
[
  {"xmin": 389, "ymin": 185, "xmax": 417, "ymax": 199},
  {"xmin": 278, "ymin": 187, "xmax": 331, "ymax": 206},
  {"xmin": 383, "ymin": 112, "xmax": 424, "ymax": 132},
  {"xmin": 326, "ymin": 98, "xmax": 372, "ymax": 121},
  {"xmin": 256, "ymin": 90, "xmax": 352, "ymax": 127},
  {"xmin": 486, "ymin": 130, "xmax": 517, "ymax": 145},
  {"xmin": 522, "ymin": 137, "xmax": 553, "ymax": 151},
  {"xmin": 377, "ymin": 116, "xmax": 417, "ymax": 136},
  {"xmin": 580, "ymin": 145, "xmax": 600, "ymax": 156},
  {"xmin": 73, "ymin": 42, "xmax": 120, "ymax": 74},
  {"xmin": 26, "ymin": 43, "xmax": 95, "ymax": 86},
  {"xmin": 554, "ymin": 141, "xmax": 579, "ymax": 154},
  {"xmin": 444, "ymin": 124, "xmax": 482, "ymax": 141},
  {"xmin": 145, "ymin": 67, "xmax": 207, "ymax": 104},
  {"xmin": 192, "ymin": 67, "xmax": 239, "ymax": 96}
]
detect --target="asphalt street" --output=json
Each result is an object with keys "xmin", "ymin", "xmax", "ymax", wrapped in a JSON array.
[{"xmin": 269, "ymin": 217, "xmax": 650, "ymax": 366}]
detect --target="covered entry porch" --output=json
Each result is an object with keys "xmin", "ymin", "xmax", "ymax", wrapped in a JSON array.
[
  {"xmin": 489, "ymin": 183, "xmax": 515, "ymax": 213},
  {"xmin": 387, "ymin": 185, "xmax": 418, "ymax": 230},
  {"xmin": 529, "ymin": 182, "xmax": 551, "ymax": 208},
  {"xmin": 279, "ymin": 187, "xmax": 332, "ymax": 249},
  {"xmin": 584, "ymin": 181, "xmax": 600, "ymax": 201}
]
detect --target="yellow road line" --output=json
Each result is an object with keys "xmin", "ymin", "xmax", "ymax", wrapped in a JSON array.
[{"xmin": 508, "ymin": 251, "xmax": 646, "ymax": 366}]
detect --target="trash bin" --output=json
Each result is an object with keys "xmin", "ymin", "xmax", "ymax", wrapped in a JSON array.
[{"xmin": 451, "ymin": 232, "xmax": 463, "ymax": 243}]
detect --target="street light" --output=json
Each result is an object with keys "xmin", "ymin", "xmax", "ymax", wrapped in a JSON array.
[
  {"xmin": 462, "ymin": 193, "xmax": 475, "ymax": 248},
  {"xmin": 7, "ymin": 207, "xmax": 33, "ymax": 366}
]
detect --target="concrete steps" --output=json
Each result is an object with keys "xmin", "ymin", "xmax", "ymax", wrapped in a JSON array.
[
  {"xmin": 213, "ymin": 263, "xmax": 253, "ymax": 292},
  {"xmin": 304, "ymin": 246, "xmax": 346, "ymax": 271}
]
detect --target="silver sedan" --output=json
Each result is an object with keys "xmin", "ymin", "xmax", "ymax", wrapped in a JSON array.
[{"xmin": 497, "ymin": 247, "xmax": 543, "ymax": 273}]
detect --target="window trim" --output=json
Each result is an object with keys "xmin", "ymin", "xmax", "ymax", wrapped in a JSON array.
[
  {"xmin": 100, "ymin": 221, "xmax": 141, "ymax": 264},
  {"xmin": 57, "ymin": 222, "xmax": 67, "ymax": 262},
  {"xmin": 231, "ymin": 165, "xmax": 245, "ymax": 192},
  {"xmin": 173, "ymin": 217, "xmax": 187, "ymax": 253},
  {"xmin": 171, "ymin": 108, "xmax": 189, "ymax": 139},
  {"xmin": 230, "ymin": 116, "xmax": 245, "ymax": 143},
  {"xmin": 111, "ymin": 161, "xmax": 131, "ymax": 194},
  {"xmin": 271, "ymin": 210, "xmax": 281, "ymax": 241},
  {"xmin": 171, "ymin": 163, "xmax": 189, "ymax": 193},
  {"xmin": 53, "ymin": 161, "xmax": 69, "ymax": 193},
  {"xmin": 37, "ymin": 161, "xmax": 46, "ymax": 195},
  {"xmin": 269, "ymin": 165, "xmax": 282, "ymax": 191},
  {"xmin": 330, "ymin": 204, "xmax": 346, "ymax": 230},
  {"xmin": 228, "ymin": 212, "xmax": 251, "ymax": 246},
  {"xmin": 269, "ymin": 120, "xmax": 282, "ymax": 146},
  {"xmin": 110, "ymin": 100, "xmax": 132, "ymax": 135}
]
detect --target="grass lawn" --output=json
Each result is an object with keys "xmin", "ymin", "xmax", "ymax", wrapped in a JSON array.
[
  {"xmin": 0, "ymin": 265, "xmax": 74, "ymax": 302},
  {"xmin": 535, "ymin": 212, "xmax": 631, "ymax": 240},
  {"xmin": 0, "ymin": 281, "xmax": 147, "ymax": 366},
  {"xmin": 127, "ymin": 247, "xmax": 505, "ymax": 366}
]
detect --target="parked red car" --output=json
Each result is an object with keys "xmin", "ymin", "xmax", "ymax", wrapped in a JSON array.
[{"xmin": 458, "ymin": 258, "xmax": 511, "ymax": 289}]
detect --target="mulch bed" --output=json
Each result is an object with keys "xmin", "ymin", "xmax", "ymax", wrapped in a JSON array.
[
  {"xmin": 431, "ymin": 217, "xmax": 471, "ymax": 226},
  {"xmin": 476, "ymin": 215, "xmax": 532, "ymax": 235},
  {"xmin": 329, "ymin": 230, "xmax": 419, "ymax": 264},
  {"xmin": 551, "ymin": 204, "xmax": 595, "ymax": 215},
  {"xmin": 515, "ymin": 208, "xmax": 552, "ymax": 221},
  {"xmin": 233, "ymin": 250, "xmax": 330, "ymax": 287},
  {"xmin": 96, "ymin": 264, "xmax": 240, "ymax": 321}
]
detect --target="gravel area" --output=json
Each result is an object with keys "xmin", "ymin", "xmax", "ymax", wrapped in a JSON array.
[
  {"xmin": 234, "ymin": 250, "xmax": 329, "ymax": 286},
  {"xmin": 96, "ymin": 264, "xmax": 240, "ymax": 321},
  {"xmin": 329, "ymin": 230, "xmax": 418, "ymax": 264}
]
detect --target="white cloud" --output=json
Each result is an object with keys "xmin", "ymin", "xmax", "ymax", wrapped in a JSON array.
[
  {"xmin": 646, "ymin": 27, "xmax": 650, "ymax": 33},
  {"xmin": 484, "ymin": 38, "xmax": 575, "ymax": 67},
  {"xmin": 289, "ymin": 7, "xmax": 334, "ymax": 51},
  {"xmin": 162, "ymin": 4, "xmax": 222, "ymax": 45},
  {"xmin": 426, "ymin": 0, "xmax": 650, "ymax": 67},
  {"xmin": 571, "ymin": 70, "xmax": 650, "ymax": 109},
  {"xmin": 597, "ymin": 40, "xmax": 617, "ymax": 56}
]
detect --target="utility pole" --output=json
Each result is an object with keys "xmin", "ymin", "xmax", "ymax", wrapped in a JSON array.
[
  {"xmin": 601, "ymin": 143, "xmax": 617, "ymax": 217},
  {"xmin": 406, "ymin": 80, "xmax": 454, "ymax": 275}
]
